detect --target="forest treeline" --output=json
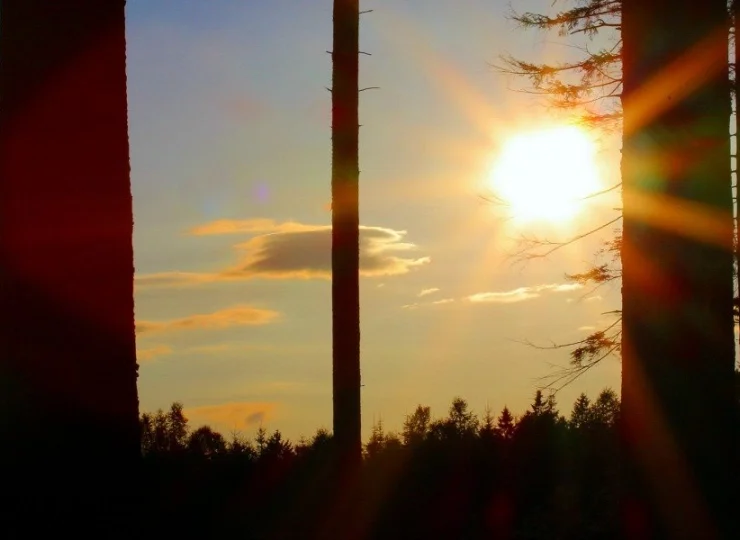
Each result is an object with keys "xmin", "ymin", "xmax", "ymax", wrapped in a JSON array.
[{"xmin": 134, "ymin": 382, "xmax": 740, "ymax": 539}]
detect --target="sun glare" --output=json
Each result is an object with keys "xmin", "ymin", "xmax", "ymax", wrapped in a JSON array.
[{"xmin": 489, "ymin": 126, "xmax": 600, "ymax": 223}]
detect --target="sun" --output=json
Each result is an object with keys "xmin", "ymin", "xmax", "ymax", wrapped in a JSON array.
[{"xmin": 489, "ymin": 125, "xmax": 600, "ymax": 223}]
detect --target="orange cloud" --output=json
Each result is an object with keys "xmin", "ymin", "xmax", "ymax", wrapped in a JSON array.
[
  {"xmin": 135, "ymin": 271, "xmax": 216, "ymax": 288},
  {"xmin": 136, "ymin": 305, "xmax": 279, "ymax": 336},
  {"xmin": 136, "ymin": 345, "xmax": 173, "ymax": 362},
  {"xmin": 186, "ymin": 401, "xmax": 277, "ymax": 431},
  {"xmin": 189, "ymin": 218, "xmax": 311, "ymax": 236}
]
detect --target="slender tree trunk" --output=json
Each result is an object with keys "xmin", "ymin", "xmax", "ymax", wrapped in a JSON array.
[
  {"xmin": 0, "ymin": 0, "xmax": 139, "ymax": 523},
  {"xmin": 621, "ymin": 1, "xmax": 737, "ymax": 538},
  {"xmin": 734, "ymin": 1, "xmax": 740, "ymax": 358},
  {"xmin": 331, "ymin": 0, "xmax": 362, "ymax": 474}
]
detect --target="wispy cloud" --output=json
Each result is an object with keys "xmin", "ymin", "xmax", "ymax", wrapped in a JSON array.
[
  {"xmin": 137, "ymin": 220, "xmax": 430, "ymax": 288},
  {"xmin": 186, "ymin": 401, "xmax": 277, "ymax": 431},
  {"xmin": 136, "ymin": 305, "xmax": 279, "ymax": 336},
  {"xmin": 402, "ymin": 297, "xmax": 455, "ymax": 309},
  {"xmin": 467, "ymin": 283, "xmax": 582, "ymax": 304},
  {"xmin": 189, "ymin": 218, "xmax": 309, "ymax": 236},
  {"xmin": 418, "ymin": 287, "xmax": 440, "ymax": 297},
  {"xmin": 467, "ymin": 288, "xmax": 539, "ymax": 304},
  {"xmin": 136, "ymin": 345, "xmax": 173, "ymax": 363},
  {"xmin": 551, "ymin": 284, "xmax": 583, "ymax": 292},
  {"xmin": 136, "ymin": 271, "xmax": 215, "ymax": 288}
]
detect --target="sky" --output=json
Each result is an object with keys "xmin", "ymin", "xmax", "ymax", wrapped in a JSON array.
[{"xmin": 127, "ymin": 0, "xmax": 624, "ymax": 441}]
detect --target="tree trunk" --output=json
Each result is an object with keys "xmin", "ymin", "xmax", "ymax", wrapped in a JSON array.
[
  {"xmin": 0, "ymin": 0, "xmax": 139, "ymax": 525},
  {"xmin": 734, "ymin": 1, "xmax": 740, "ymax": 358},
  {"xmin": 331, "ymin": 0, "xmax": 362, "ymax": 469},
  {"xmin": 621, "ymin": 1, "xmax": 738, "ymax": 538},
  {"xmin": 329, "ymin": 0, "xmax": 362, "ymax": 533}
]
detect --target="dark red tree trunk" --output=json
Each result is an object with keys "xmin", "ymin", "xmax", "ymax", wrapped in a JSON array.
[
  {"xmin": 331, "ymin": 0, "xmax": 362, "ymax": 468},
  {"xmin": 621, "ymin": 1, "xmax": 738, "ymax": 538},
  {"xmin": 0, "ymin": 0, "xmax": 139, "ymax": 521},
  {"xmin": 329, "ymin": 0, "xmax": 362, "ymax": 534},
  {"xmin": 734, "ymin": 1, "xmax": 740, "ymax": 357}
]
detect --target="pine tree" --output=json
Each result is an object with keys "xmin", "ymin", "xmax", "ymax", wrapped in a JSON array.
[
  {"xmin": 569, "ymin": 393, "xmax": 592, "ymax": 429},
  {"xmin": 494, "ymin": 406, "xmax": 516, "ymax": 441},
  {"xmin": 366, "ymin": 419, "xmax": 387, "ymax": 458},
  {"xmin": 590, "ymin": 388, "xmax": 619, "ymax": 426},
  {"xmin": 402, "ymin": 405, "xmax": 432, "ymax": 446},
  {"xmin": 166, "ymin": 402, "xmax": 189, "ymax": 453},
  {"xmin": 447, "ymin": 397, "xmax": 479, "ymax": 438}
]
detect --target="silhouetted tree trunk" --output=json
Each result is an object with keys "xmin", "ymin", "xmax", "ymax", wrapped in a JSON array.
[
  {"xmin": 330, "ymin": 0, "xmax": 362, "ymax": 533},
  {"xmin": 621, "ymin": 2, "xmax": 737, "ymax": 538},
  {"xmin": 331, "ymin": 1, "xmax": 362, "ymax": 466},
  {"xmin": 0, "ymin": 0, "xmax": 139, "ymax": 523},
  {"xmin": 734, "ymin": 0, "xmax": 740, "ymax": 357}
]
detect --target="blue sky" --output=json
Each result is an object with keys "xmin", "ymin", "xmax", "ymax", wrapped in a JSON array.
[{"xmin": 127, "ymin": 0, "xmax": 623, "ymax": 440}]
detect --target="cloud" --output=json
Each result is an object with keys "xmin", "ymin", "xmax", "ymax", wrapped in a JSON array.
[
  {"xmin": 578, "ymin": 325, "xmax": 596, "ymax": 331},
  {"xmin": 137, "ymin": 221, "xmax": 430, "ymax": 287},
  {"xmin": 585, "ymin": 295, "xmax": 603, "ymax": 302},
  {"xmin": 136, "ymin": 305, "xmax": 279, "ymax": 336},
  {"xmin": 402, "ymin": 298, "xmax": 454, "ymax": 309},
  {"xmin": 548, "ymin": 283, "xmax": 583, "ymax": 293},
  {"xmin": 418, "ymin": 287, "xmax": 440, "ymax": 297},
  {"xmin": 467, "ymin": 287, "xmax": 540, "ymax": 304},
  {"xmin": 136, "ymin": 345, "xmax": 173, "ymax": 363},
  {"xmin": 468, "ymin": 283, "xmax": 583, "ymax": 304},
  {"xmin": 189, "ymin": 219, "xmax": 308, "ymax": 236},
  {"xmin": 245, "ymin": 411, "xmax": 266, "ymax": 426},
  {"xmin": 136, "ymin": 271, "xmax": 216, "ymax": 288},
  {"xmin": 186, "ymin": 401, "xmax": 277, "ymax": 431},
  {"xmin": 225, "ymin": 225, "xmax": 429, "ymax": 279}
]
